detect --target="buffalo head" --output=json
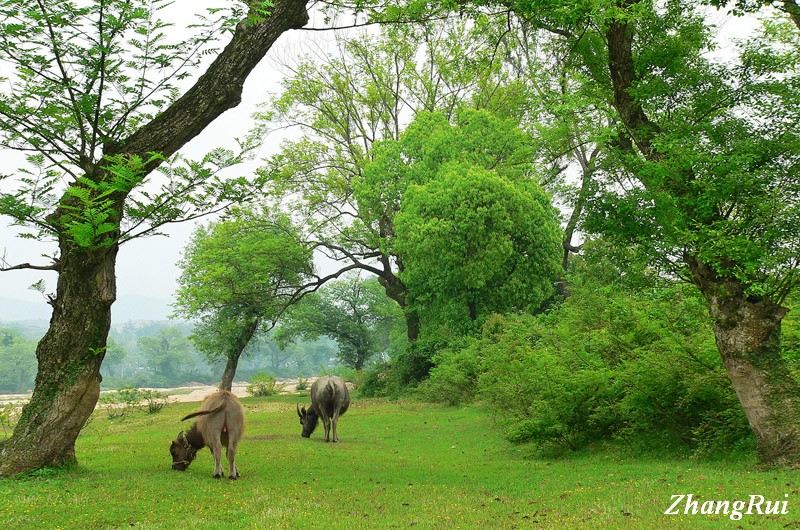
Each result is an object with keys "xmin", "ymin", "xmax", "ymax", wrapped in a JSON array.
[
  {"xmin": 297, "ymin": 403, "xmax": 319, "ymax": 438},
  {"xmin": 169, "ymin": 431, "xmax": 198, "ymax": 471}
]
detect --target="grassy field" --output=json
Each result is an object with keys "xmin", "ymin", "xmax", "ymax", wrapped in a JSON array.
[{"xmin": 1, "ymin": 396, "xmax": 799, "ymax": 529}]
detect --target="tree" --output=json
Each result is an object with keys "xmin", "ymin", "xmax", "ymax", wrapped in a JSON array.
[
  {"xmin": 277, "ymin": 276, "xmax": 402, "ymax": 370},
  {"xmin": 590, "ymin": 3, "xmax": 800, "ymax": 465},
  {"xmin": 360, "ymin": 109, "xmax": 561, "ymax": 330},
  {"xmin": 0, "ymin": 0, "xmax": 309, "ymax": 475},
  {"xmin": 260, "ymin": 20, "xmax": 524, "ymax": 341},
  {"xmin": 174, "ymin": 209, "xmax": 312, "ymax": 390}
]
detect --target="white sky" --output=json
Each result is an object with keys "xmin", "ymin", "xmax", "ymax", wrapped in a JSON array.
[{"xmin": 0, "ymin": 2, "xmax": 762, "ymax": 310}]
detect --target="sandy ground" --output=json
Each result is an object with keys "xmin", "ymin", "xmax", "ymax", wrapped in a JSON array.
[{"xmin": 0, "ymin": 378, "xmax": 316, "ymax": 407}]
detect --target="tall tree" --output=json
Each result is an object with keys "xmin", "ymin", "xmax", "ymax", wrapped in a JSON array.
[
  {"xmin": 174, "ymin": 209, "xmax": 312, "ymax": 390},
  {"xmin": 0, "ymin": 0, "xmax": 309, "ymax": 475},
  {"xmin": 592, "ymin": 1, "xmax": 800, "ymax": 465}
]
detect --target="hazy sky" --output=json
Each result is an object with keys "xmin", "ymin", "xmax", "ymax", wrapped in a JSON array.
[{"xmin": 0, "ymin": 2, "xmax": 759, "ymax": 309}]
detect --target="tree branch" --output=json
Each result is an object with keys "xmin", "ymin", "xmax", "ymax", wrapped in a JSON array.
[{"xmin": 109, "ymin": 0, "xmax": 309, "ymax": 165}]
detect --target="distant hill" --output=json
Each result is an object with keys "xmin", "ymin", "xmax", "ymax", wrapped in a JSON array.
[
  {"xmin": 0, "ymin": 297, "xmax": 50, "ymax": 321},
  {"xmin": 0, "ymin": 294, "xmax": 175, "ymax": 323}
]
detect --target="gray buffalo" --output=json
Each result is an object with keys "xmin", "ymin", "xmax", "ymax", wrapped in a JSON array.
[{"xmin": 297, "ymin": 376, "xmax": 350, "ymax": 442}]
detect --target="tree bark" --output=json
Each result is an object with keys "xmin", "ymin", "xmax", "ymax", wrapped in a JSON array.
[
  {"xmin": 690, "ymin": 259, "xmax": 800, "ymax": 465},
  {"xmin": 0, "ymin": 0, "xmax": 309, "ymax": 476},
  {"xmin": 219, "ymin": 318, "xmax": 260, "ymax": 391},
  {"xmin": 0, "ymin": 241, "xmax": 117, "ymax": 475},
  {"xmin": 561, "ymin": 148, "xmax": 593, "ymax": 272},
  {"xmin": 219, "ymin": 356, "xmax": 241, "ymax": 393}
]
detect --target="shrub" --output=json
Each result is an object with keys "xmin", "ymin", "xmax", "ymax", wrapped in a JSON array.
[
  {"xmin": 98, "ymin": 387, "xmax": 167, "ymax": 418},
  {"xmin": 358, "ymin": 361, "xmax": 404, "ymax": 398},
  {"xmin": 476, "ymin": 313, "xmax": 620, "ymax": 452},
  {"xmin": 0, "ymin": 403, "xmax": 21, "ymax": 434},
  {"xmin": 99, "ymin": 387, "xmax": 145, "ymax": 419},
  {"xmin": 140, "ymin": 389, "xmax": 167, "ymax": 414},
  {"xmin": 247, "ymin": 374, "xmax": 283, "ymax": 397},
  {"xmin": 417, "ymin": 346, "xmax": 481, "ymax": 406},
  {"xmin": 295, "ymin": 377, "xmax": 309, "ymax": 391}
]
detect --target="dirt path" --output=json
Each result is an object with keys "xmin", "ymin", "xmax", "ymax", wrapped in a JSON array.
[{"xmin": 0, "ymin": 378, "xmax": 315, "ymax": 407}]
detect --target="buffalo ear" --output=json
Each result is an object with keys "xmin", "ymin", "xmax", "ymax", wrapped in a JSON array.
[{"xmin": 297, "ymin": 403, "xmax": 302, "ymax": 418}]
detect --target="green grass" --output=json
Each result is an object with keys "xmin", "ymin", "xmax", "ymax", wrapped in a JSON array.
[{"xmin": 1, "ymin": 396, "xmax": 799, "ymax": 529}]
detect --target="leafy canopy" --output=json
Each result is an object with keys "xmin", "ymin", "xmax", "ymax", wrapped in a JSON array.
[
  {"xmin": 360, "ymin": 109, "xmax": 562, "ymax": 329},
  {"xmin": 174, "ymin": 208, "xmax": 312, "ymax": 362}
]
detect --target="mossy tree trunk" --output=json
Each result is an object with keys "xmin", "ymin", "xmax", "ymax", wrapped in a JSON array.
[
  {"xmin": 690, "ymin": 260, "xmax": 800, "ymax": 465},
  {"xmin": 0, "ymin": 240, "xmax": 118, "ymax": 474}
]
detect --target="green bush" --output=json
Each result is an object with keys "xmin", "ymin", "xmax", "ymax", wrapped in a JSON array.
[
  {"xmin": 295, "ymin": 377, "xmax": 309, "ymax": 391},
  {"xmin": 247, "ymin": 374, "xmax": 283, "ymax": 397},
  {"xmin": 417, "ymin": 346, "xmax": 481, "ymax": 406},
  {"xmin": 418, "ymin": 246, "xmax": 756, "ymax": 457},
  {"xmin": 99, "ymin": 387, "xmax": 167, "ymax": 418}
]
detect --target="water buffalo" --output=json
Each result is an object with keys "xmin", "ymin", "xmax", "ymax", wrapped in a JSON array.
[
  {"xmin": 169, "ymin": 390, "xmax": 244, "ymax": 479},
  {"xmin": 297, "ymin": 376, "xmax": 350, "ymax": 442}
]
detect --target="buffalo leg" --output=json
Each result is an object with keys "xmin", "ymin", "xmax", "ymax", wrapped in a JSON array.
[
  {"xmin": 332, "ymin": 409, "xmax": 340, "ymax": 442},
  {"xmin": 209, "ymin": 434, "xmax": 223, "ymax": 478},
  {"xmin": 227, "ymin": 441, "xmax": 239, "ymax": 480},
  {"xmin": 321, "ymin": 413, "xmax": 331, "ymax": 442}
]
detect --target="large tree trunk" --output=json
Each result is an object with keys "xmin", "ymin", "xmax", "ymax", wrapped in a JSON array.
[
  {"xmin": 690, "ymin": 260, "xmax": 800, "ymax": 465},
  {"xmin": 378, "ymin": 268, "xmax": 419, "ymax": 341},
  {"xmin": 220, "ymin": 356, "xmax": 241, "ymax": 392},
  {"xmin": 0, "ymin": 243, "xmax": 117, "ymax": 475}
]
